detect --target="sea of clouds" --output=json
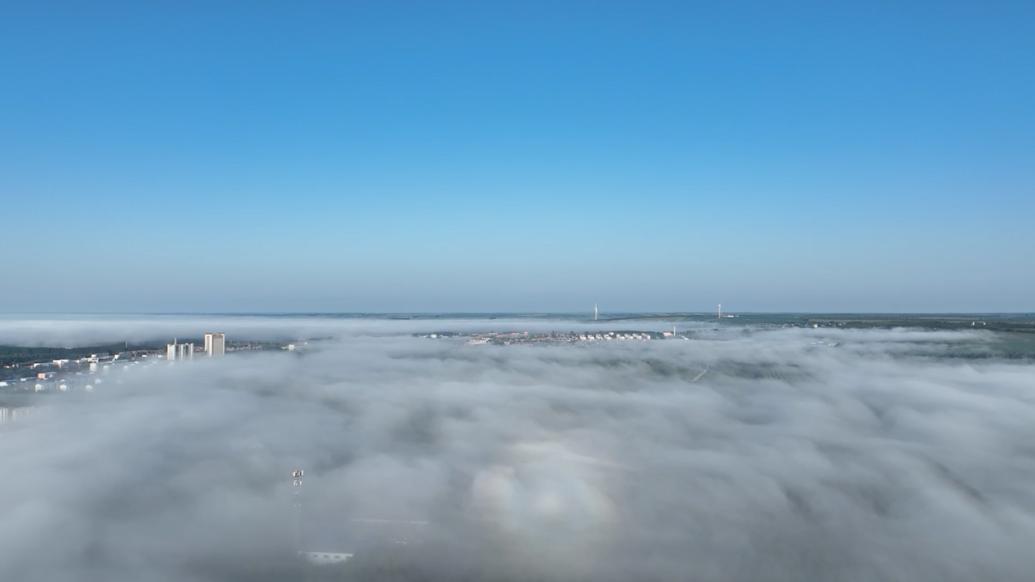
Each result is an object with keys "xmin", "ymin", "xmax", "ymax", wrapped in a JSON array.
[{"xmin": 2, "ymin": 316, "xmax": 1034, "ymax": 581}]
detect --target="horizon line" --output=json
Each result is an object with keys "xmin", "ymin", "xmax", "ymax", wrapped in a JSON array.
[{"xmin": 1, "ymin": 311, "xmax": 1033, "ymax": 317}]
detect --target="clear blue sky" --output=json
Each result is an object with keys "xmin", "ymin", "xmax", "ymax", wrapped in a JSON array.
[{"xmin": 2, "ymin": 1, "xmax": 1033, "ymax": 313}]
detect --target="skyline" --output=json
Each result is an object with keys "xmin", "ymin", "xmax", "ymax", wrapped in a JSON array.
[{"xmin": 3, "ymin": 1, "xmax": 1034, "ymax": 313}]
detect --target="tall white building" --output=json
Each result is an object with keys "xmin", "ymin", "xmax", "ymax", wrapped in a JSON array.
[
  {"xmin": 166, "ymin": 340, "xmax": 194, "ymax": 361},
  {"xmin": 203, "ymin": 332, "xmax": 226, "ymax": 357}
]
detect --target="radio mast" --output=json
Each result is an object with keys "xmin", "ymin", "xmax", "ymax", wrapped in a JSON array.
[{"xmin": 291, "ymin": 468, "xmax": 304, "ymax": 554}]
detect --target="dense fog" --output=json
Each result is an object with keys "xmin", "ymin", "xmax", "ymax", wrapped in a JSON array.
[{"xmin": 2, "ymin": 318, "xmax": 1034, "ymax": 581}]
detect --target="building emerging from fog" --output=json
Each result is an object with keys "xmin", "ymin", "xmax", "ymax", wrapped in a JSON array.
[
  {"xmin": 0, "ymin": 406, "xmax": 35, "ymax": 425},
  {"xmin": 166, "ymin": 340, "xmax": 194, "ymax": 361},
  {"xmin": 203, "ymin": 332, "xmax": 225, "ymax": 357}
]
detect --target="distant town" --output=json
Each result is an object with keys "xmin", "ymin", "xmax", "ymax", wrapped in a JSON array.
[
  {"xmin": 5, "ymin": 311, "xmax": 1033, "ymax": 427},
  {"xmin": 0, "ymin": 332, "xmax": 300, "ymax": 425},
  {"xmin": 420, "ymin": 329, "xmax": 680, "ymax": 345}
]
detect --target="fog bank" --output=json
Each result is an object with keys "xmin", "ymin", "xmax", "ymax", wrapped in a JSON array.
[{"xmin": 2, "ymin": 317, "xmax": 1034, "ymax": 581}]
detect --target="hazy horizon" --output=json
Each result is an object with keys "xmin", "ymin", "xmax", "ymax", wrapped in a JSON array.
[{"xmin": 3, "ymin": 310, "xmax": 1035, "ymax": 316}]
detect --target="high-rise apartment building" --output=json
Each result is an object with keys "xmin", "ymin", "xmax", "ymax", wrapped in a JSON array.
[
  {"xmin": 204, "ymin": 332, "xmax": 225, "ymax": 357},
  {"xmin": 166, "ymin": 340, "xmax": 194, "ymax": 361}
]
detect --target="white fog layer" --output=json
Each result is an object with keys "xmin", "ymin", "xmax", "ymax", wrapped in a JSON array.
[{"xmin": 2, "ymin": 317, "xmax": 1034, "ymax": 581}]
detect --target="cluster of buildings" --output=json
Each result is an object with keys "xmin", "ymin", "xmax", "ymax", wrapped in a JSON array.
[
  {"xmin": 1, "ymin": 332, "xmax": 231, "ymax": 399},
  {"xmin": 575, "ymin": 332, "xmax": 656, "ymax": 342},
  {"xmin": 0, "ymin": 351, "xmax": 142, "ymax": 393},
  {"xmin": 166, "ymin": 332, "xmax": 225, "ymax": 361},
  {"xmin": 452, "ymin": 330, "xmax": 669, "ymax": 346},
  {"xmin": 1, "ymin": 332, "xmax": 235, "ymax": 426}
]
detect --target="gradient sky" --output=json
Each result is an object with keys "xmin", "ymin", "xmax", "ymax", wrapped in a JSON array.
[{"xmin": 2, "ymin": 1, "xmax": 1033, "ymax": 313}]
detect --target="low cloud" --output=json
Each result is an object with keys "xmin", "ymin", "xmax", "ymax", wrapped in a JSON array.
[{"xmin": 1, "ymin": 318, "xmax": 1034, "ymax": 581}]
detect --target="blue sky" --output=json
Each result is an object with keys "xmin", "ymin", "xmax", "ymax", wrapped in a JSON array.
[{"xmin": 2, "ymin": 1, "xmax": 1033, "ymax": 312}]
